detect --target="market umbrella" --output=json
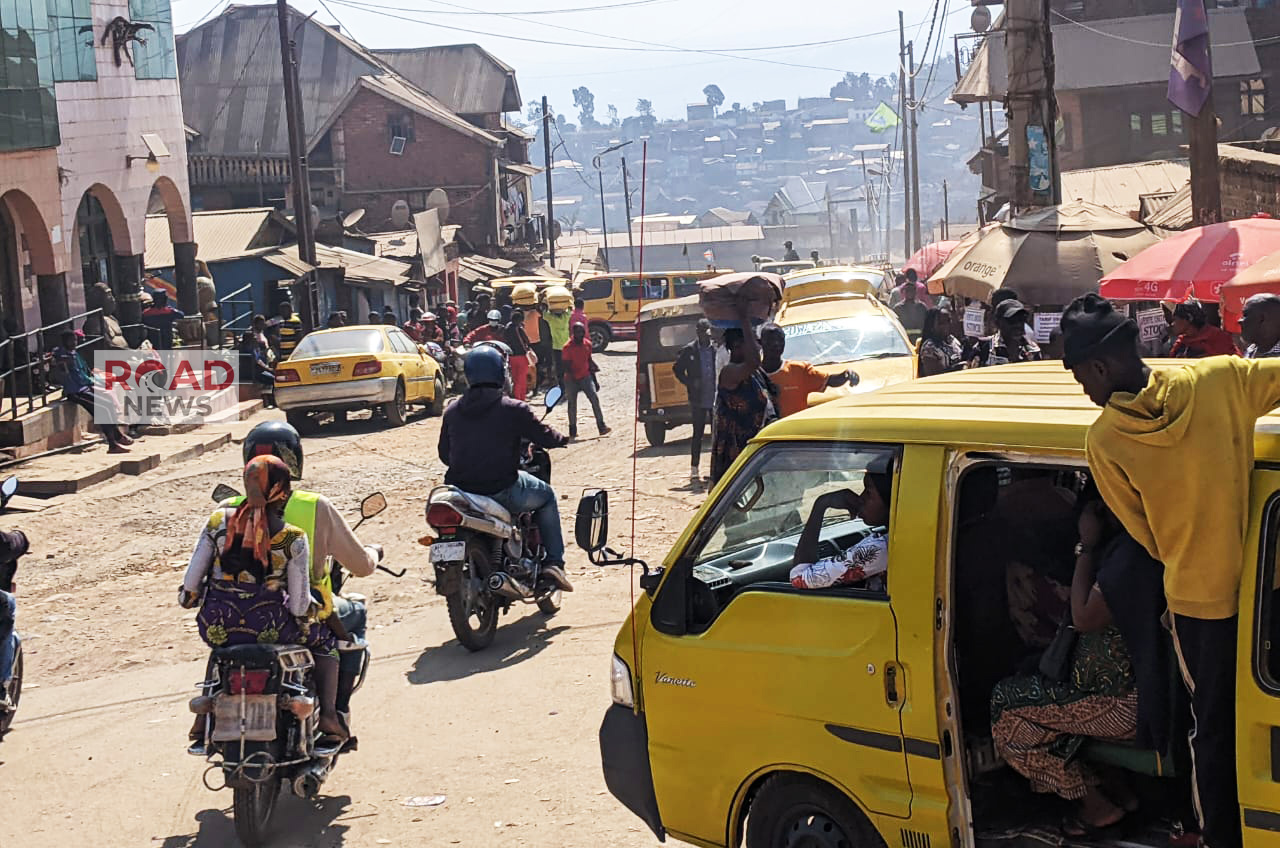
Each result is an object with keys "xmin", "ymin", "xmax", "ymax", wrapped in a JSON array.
[
  {"xmin": 903, "ymin": 240, "xmax": 961, "ymax": 280},
  {"xmin": 1218, "ymin": 251, "xmax": 1280, "ymax": 330},
  {"xmin": 1099, "ymin": 216, "xmax": 1280, "ymax": 303},
  {"xmin": 933, "ymin": 201, "xmax": 1160, "ymax": 306}
]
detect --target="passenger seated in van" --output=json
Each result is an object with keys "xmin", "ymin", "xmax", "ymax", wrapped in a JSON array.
[
  {"xmin": 788, "ymin": 472, "xmax": 891, "ymax": 591},
  {"xmin": 990, "ymin": 488, "xmax": 1167, "ymax": 837}
]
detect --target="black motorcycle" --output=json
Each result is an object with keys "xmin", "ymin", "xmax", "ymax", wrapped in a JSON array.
[
  {"xmin": 0, "ymin": 475, "xmax": 23, "ymax": 740},
  {"xmin": 425, "ymin": 387, "xmax": 564, "ymax": 651},
  {"xmin": 189, "ymin": 489, "xmax": 399, "ymax": 847}
]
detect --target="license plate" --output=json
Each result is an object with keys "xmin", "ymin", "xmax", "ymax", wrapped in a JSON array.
[
  {"xmin": 430, "ymin": 540, "xmax": 466, "ymax": 562},
  {"xmin": 309, "ymin": 362, "xmax": 342, "ymax": 376},
  {"xmin": 212, "ymin": 694, "xmax": 278, "ymax": 742}
]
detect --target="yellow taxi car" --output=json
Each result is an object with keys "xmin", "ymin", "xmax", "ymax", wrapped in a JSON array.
[
  {"xmin": 580, "ymin": 362, "xmax": 1280, "ymax": 848},
  {"xmin": 782, "ymin": 264, "xmax": 895, "ymax": 299},
  {"xmin": 274, "ymin": 324, "xmax": 444, "ymax": 430},
  {"xmin": 773, "ymin": 286, "xmax": 916, "ymax": 406}
]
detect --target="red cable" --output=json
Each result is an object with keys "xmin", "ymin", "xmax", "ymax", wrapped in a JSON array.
[{"xmin": 628, "ymin": 141, "xmax": 648, "ymax": 675}]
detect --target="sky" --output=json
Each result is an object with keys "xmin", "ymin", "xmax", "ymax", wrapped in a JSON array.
[{"xmin": 172, "ymin": 0, "xmax": 973, "ymax": 121}]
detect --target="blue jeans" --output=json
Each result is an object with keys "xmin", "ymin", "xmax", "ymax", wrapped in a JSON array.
[
  {"xmin": 493, "ymin": 471, "xmax": 565, "ymax": 564},
  {"xmin": 0, "ymin": 590, "xmax": 15, "ymax": 684}
]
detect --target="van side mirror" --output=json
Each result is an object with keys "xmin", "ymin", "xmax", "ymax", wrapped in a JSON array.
[
  {"xmin": 575, "ymin": 489, "xmax": 609, "ymax": 555},
  {"xmin": 0, "ymin": 475, "xmax": 17, "ymax": 508},
  {"xmin": 212, "ymin": 483, "xmax": 241, "ymax": 503}
]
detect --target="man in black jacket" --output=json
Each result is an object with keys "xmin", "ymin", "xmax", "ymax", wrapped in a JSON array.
[
  {"xmin": 438, "ymin": 346, "xmax": 572, "ymax": 590},
  {"xmin": 672, "ymin": 319, "xmax": 718, "ymax": 482}
]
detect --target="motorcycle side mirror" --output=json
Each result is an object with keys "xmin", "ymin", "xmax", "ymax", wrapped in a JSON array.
[
  {"xmin": 575, "ymin": 488, "xmax": 609, "ymax": 555},
  {"xmin": 0, "ymin": 475, "xmax": 17, "ymax": 507},
  {"xmin": 544, "ymin": 386, "xmax": 563, "ymax": 411},
  {"xmin": 212, "ymin": 483, "xmax": 241, "ymax": 503},
  {"xmin": 361, "ymin": 492, "xmax": 388, "ymax": 519}
]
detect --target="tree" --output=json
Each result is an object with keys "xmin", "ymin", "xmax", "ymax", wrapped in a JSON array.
[
  {"xmin": 573, "ymin": 86, "xmax": 597, "ymax": 128},
  {"xmin": 703, "ymin": 84, "xmax": 725, "ymax": 112},
  {"xmin": 731, "ymin": 102, "xmax": 742, "ymax": 113},
  {"xmin": 607, "ymin": 103, "xmax": 619, "ymax": 127},
  {"xmin": 636, "ymin": 98, "xmax": 653, "ymax": 117},
  {"xmin": 526, "ymin": 99, "xmax": 543, "ymax": 124}
]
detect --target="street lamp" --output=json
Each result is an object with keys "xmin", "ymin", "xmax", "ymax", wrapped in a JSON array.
[{"xmin": 593, "ymin": 139, "xmax": 634, "ymax": 271}]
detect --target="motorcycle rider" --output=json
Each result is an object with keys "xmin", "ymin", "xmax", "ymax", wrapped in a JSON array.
[
  {"xmin": 464, "ymin": 310, "xmax": 505, "ymax": 344},
  {"xmin": 0, "ymin": 526, "xmax": 30, "ymax": 712},
  {"xmin": 438, "ymin": 346, "xmax": 573, "ymax": 591},
  {"xmin": 218, "ymin": 422, "xmax": 382, "ymax": 731}
]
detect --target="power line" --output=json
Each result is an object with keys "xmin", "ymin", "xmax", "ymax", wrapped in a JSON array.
[{"xmin": 368, "ymin": 0, "xmax": 678, "ymax": 15}]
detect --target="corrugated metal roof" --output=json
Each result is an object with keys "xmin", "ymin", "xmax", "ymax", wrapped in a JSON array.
[
  {"xmin": 266, "ymin": 244, "xmax": 416, "ymax": 286},
  {"xmin": 954, "ymin": 8, "xmax": 1258, "ymax": 102},
  {"xmin": 374, "ymin": 44, "xmax": 521, "ymax": 115},
  {"xmin": 144, "ymin": 207, "xmax": 283, "ymax": 270},
  {"xmin": 1145, "ymin": 182, "xmax": 1192, "ymax": 230},
  {"xmin": 308, "ymin": 74, "xmax": 501, "ymax": 150},
  {"xmin": 368, "ymin": 230, "xmax": 418, "ymax": 258},
  {"xmin": 179, "ymin": 5, "xmax": 390, "ymax": 156},
  {"xmin": 557, "ymin": 225, "xmax": 765, "ymax": 250},
  {"xmin": 1059, "ymin": 159, "xmax": 1190, "ymax": 218}
]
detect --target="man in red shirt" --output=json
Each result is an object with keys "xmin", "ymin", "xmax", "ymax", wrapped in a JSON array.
[
  {"xmin": 463, "ymin": 310, "xmax": 505, "ymax": 344},
  {"xmin": 761, "ymin": 324, "xmax": 855, "ymax": 418},
  {"xmin": 560, "ymin": 322, "xmax": 610, "ymax": 438}
]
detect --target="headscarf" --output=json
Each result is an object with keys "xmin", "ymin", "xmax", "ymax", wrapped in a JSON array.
[{"xmin": 226, "ymin": 455, "xmax": 292, "ymax": 566}]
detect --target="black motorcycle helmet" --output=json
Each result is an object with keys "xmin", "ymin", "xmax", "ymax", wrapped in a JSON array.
[{"xmin": 243, "ymin": 420, "xmax": 304, "ymax": 480}]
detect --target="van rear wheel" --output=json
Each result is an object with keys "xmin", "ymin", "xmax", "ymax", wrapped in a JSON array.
[
  {"xmin": 745, "ymin": 774, "xmax": 881, "ymax": 848},
  {"xmin": 589, "ymin": 324, "xmax": 610, "ymax": 352},
  {"xmin": 643, "ymin": 421, "xmax": 666, "ymax": 447}
]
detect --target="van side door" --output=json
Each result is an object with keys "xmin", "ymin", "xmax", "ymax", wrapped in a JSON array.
[
  {"xmin": 640, "ymin": 442, "xmax": 913, "ymax": 845},
  {"xmin": 1235, "ymin": 469, "xmax": 1280, "ymax": 840}
]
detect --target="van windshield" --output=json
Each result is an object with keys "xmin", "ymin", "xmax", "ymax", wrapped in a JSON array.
[{"xmin": 782, "ymin": 315, "xmax": 911, "ymax": 366}]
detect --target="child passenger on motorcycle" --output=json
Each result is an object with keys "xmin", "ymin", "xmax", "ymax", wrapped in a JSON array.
[{"xmin": 181, "ymin": 456, "xmax": 347, "ymax": 746}]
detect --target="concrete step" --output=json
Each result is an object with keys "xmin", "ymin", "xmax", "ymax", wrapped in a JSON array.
[{"xmin": 17, "ymin": 429, "xmax": 234, "ymax": 496}]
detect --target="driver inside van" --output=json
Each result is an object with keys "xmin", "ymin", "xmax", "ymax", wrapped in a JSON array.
[{"xmin": 788, "ymin": 471, "xmax": 891, "ymax": 591}]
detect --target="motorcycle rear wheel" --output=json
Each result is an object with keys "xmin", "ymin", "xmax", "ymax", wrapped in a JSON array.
[
  {"xmin": 0, "ymin": 641, "xmax": 21, "ymax": 737},
  {"xmin": 232, "ymin": 778, "xmax": 281, "ymax": 848},
  {"xmin": 446, "ymin": 540, "xmax": 499, "ymax": 652}
]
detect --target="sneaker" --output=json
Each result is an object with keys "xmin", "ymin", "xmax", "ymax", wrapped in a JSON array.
[
  {"xmin": 107, "ymin": 444, "xmax": 130, "ymax": 454},
  {"xmin": 542, "ymin": 564, "xmax": 574, "ymax": 592}
]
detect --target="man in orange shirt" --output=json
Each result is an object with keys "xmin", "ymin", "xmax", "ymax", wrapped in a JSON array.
[{"xmin": 760, "ymin": 324, "xmax": 855, "ymax": 418}]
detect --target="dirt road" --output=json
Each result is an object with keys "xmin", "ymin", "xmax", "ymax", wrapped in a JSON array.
[{"xmin": 0, "ymin": 343, "xmax": 705, "ymax": 847}]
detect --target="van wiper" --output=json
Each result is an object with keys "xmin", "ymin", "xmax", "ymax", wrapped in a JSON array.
[{"xmin": 857, "ymin": 352, "xmax": 910, "ymax": 360}]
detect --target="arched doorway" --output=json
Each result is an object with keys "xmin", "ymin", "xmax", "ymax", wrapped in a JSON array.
[
  {"xmin": 76, "ymin": 192, "xmax": 115, "ymax": 297},
  {"xmin": 0, "ymin": 204, "xmax": 24, "ymax": 336}
]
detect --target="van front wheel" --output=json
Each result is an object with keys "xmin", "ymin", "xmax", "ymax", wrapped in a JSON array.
[{"xmin": 745, "ymin": 774, "xmax": 882, "ymax": 848}]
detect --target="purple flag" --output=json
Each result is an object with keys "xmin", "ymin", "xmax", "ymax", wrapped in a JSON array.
[{"xmin": 1168, "ymin": 0, "xmax": 1213, "ymax": 116}]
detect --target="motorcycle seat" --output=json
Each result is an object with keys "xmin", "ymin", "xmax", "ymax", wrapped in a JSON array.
[
  {"xmin": 213, "ymin": 643, "xmax": 309, "ymax": 667},
  {"xmin": 431, "ymin": 486, "xmax": 512, "ymax": 523}
]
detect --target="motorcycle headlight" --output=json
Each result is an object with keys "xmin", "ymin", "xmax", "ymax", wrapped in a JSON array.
[{"xmin": 610, "ymin": 653, "xmax": 635, "ymax": 708}]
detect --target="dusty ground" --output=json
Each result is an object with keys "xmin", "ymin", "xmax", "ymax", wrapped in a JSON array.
[{"xmin": 0, "ymin": 342, "xmax": 707, "ymax": 847}]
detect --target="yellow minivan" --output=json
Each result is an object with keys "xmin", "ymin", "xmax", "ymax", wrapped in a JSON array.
[
  {"xmin": 575, "ymin": 362, "xmax": 1280, "ymax": 848},
  {"xmin": 577, "ymin": 270, "xmax": 725, "ymax": 351}
]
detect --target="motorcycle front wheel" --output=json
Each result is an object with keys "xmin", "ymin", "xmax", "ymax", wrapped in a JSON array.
[
  {"xmin": 232, "ymin": 778, "xmax": 280, "ymax": 848},
  {"xmin": 446, "ymin": 540, "xmax": 499, "ymax": 652}
]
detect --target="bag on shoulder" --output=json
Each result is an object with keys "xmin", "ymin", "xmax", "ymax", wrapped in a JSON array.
[{"xmin": 1038, "ymin": 615, "xmax": 1078, "ymax": 683}]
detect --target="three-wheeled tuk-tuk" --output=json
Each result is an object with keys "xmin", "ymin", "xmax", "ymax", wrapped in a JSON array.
[{"xmin": 636, "ymin": 295, "xmax": 706, "ymax": 447}]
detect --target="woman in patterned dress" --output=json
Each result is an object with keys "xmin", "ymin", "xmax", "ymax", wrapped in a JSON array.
[
  {"xmin": 990, "ymin": 488, "xmax": 1167, "ymax": 836},
  {"xmin": 711, "ymin": 310, "xmax": 777, "ymax": 484},
  {"xmin": 182, "ymin": 455, "xmax": 346, "ymax": 744}
]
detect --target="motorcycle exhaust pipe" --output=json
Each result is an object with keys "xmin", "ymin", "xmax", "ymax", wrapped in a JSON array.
[
  {"xmin": 293, "ymin": 758, "xmax": 335, "ymax": 798},
  {"xmin": 487, "ymin": 571, "xmax": 530, "ymax": 600}
]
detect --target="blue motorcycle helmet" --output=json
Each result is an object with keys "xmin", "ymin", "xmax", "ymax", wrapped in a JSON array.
[{"xmin": 463, "ymin": 345, "xmax": 506, "ymax": 388}]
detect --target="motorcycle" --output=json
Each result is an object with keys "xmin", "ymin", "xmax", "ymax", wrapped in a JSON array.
[
  {"xmin": 0, "ymin": 475, "xmax": 23, "ymax": 740},
  {"xmin": 425, "ymin": 386, "xmax": 564, "ymax": 652},
  {"xmin": 189, "ymin": 488, "xmax": 401, "ymax": 847}
]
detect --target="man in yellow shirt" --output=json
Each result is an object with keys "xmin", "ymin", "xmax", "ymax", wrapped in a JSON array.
[{"xmin": 1061, "ymin": 293, "xmax": 1280, "ymax": 848}]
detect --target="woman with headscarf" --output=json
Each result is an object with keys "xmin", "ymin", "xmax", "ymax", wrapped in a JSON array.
[
  {"xmin": 710, "ymin": 304, "xmax": 778, "ymax": 484},
  {"xmin": 1168, "ymin": 299, "xmax": 1239, "ymax": 358},
  {"xmin": 181, "ymin": 456, "xmax": 346, "ymax": 747}
]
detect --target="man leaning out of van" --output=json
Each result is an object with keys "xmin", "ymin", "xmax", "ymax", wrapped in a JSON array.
[
  {"xmin": 1060, "ymin": 292, "xmax": 1280, "ymax": 848},
  {"xmin": 788, "ymin": 470, "xmax": 892, "ymax": 592}
]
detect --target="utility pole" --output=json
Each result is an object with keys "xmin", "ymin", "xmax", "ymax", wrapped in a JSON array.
[
  {"xmin": 621, "ymin": 157, "xmax": 636, "ymax": 272},
  {"xmin": 593, "ymin": 164, "xmax": 610, "ymax": 270},
  {"xmin": 898, "ymin": 10, "xmax": 911, "ymax": 260},
  {"xmin": 826, "ymin": 195, "xmax": 837, "ymax": 260},
  {"xmin": 1005, "ymin": 0, "xmax": 1061, "ymax": 211},
  {"xmin": 908, "ymin": 39, "xmax": 922, "ymax": 252},
  {"xmin": 542, "ymin": 95, "xmax": 556, "ymax": 265},
  {"xmin": 860, "ymin": 151, "xmax": 879, "ymax": 259},
  {"xmin": 942, "ymin": 179, "xmax": 950, "ymax": 239},
  {"xmin": 850, "ymin": 207, "xmax": 861, "ymax": 263},
  {"xmin": 1189, "ymin": 89, "xmax": 1222, "ymax": 226},
  {"xmin": 276, "ymin": 0, "xmax": 316, "ymax": 330}
]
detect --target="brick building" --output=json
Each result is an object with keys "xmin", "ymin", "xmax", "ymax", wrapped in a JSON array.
[
  {"xmin": 178, "ymin": 5, "xmax": 535, "ymax": 251},
  {"xmin": 0, "ymin": 0, "xmax": 193, "ymax": 343}
]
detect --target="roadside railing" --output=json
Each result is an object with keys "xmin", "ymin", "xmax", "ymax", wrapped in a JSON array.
[{"xmin": 0, "ymin": 308, "xmax": 107, "ymax": 420}]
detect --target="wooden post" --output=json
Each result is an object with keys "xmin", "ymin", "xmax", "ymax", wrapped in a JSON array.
[
  {"xmin": 542, "ymin": 96, "xmax": 556, "ymax": 264},
  {"xmin": 1189, "ymin": 89, "xmax": 1222, "ymax": 226}
]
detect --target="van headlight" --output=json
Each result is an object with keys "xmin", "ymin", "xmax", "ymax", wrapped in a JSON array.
[{"xmin": 610, "ymin": 653, "xmax": 635, "ymax": 708}]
